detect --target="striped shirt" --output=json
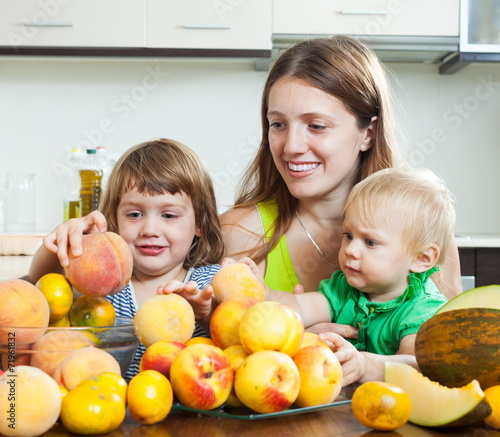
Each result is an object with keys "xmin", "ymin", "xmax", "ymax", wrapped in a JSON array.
[{"xmin": 106, "ymin": 264, "xmax": 220, "ymax": 380}]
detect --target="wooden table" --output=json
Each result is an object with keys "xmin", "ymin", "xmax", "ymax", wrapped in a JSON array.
[{"xmin": 43, "ymin": 403, "xmax": 500, "ymax": 437}]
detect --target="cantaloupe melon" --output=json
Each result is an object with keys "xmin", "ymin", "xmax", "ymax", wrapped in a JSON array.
[
  {"xmin": 436, "ymin": 284, "xmax": 500, "ymax": 315},
  {"xmin": 415, "ymin": 307, "xmax": 500, "ymax": 389},
  {"xmin": 384, "ymin": 362, "xmax": 491, "ymax": 427}
]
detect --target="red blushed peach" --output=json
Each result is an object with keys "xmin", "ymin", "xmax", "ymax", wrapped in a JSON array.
[
  {"xmin": 210, "ymin": 297, "xmax": 259, "ymax": 350},
  {"xmin": 139, "ymin": 340, "xmax": 187, "ymax": 380},
  {"xmin": 234, "ymin": 350, "xmax": 300, "ymax": 414},
  {"xmin": 64, "ymin": 232, "xmax": 133, "ymax": 297},
  {"xmin": 169, "ymin": 344, "xmax": 234, "ymax": 410},
  {"xmin": 293, "ymin": 344, "xmax": 343, "ymax": 407},
  {"xmin": 0, "ymin": 279, "xmax": 50, "ymax": 345}
]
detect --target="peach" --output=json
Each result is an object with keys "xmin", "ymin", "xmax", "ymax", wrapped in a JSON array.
[
  {"xmin": 30, "ymin": 330, "xmax": 96, "ymax": 376},
  {"xmin": 0, "ymin": 365, "xmax": 62, "ymax": 437},
  {"xmin": 292, "ymin": 344, "xmax": 343, "ymax": 407},
  {"xmin": 239, "ymin": 301, "xmax": 304, "ymax": 357},
  {"xmin": 209, "ymin": 297, "xmax": 259, "ymax": 350},
  {"xmin": 0, "ymin": 279, "xmax": 50, "ymax": 345},
  {"xmin": 54, "ymin": 346, "xmax": 121, "ymax": 390},
  {"xmin": 299, "ymin": 332, "xmax": 330, "ymax": 350},
  {"xmin": 139, "ymin": 340, "xmax": 187, "ymax": 379},
  {"xmin": 134, "ymin": 294, "xmax": 195, "ymax": 347},
  {"xmin": 64, "ymin": 232, "xmax": 133, "ymax": 297},
  {"xmin": 170, "ymin": 344, "xmax": 234, "ymax": 410},
  {"xmin": 234, "ymin": 350, "xmax": 300, "ymax": 414},
  {"xmin": 211, "ymin": 263, "xmax": 265, "ymax": 303},
  {"xmin": 223, "ymin": 345, "xmax": 250, "ymax": 408}
]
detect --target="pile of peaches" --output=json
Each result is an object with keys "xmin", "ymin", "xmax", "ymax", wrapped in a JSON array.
[{"xmin": 134, "ymin": 263, "xmax": 344, "ymax": 414}]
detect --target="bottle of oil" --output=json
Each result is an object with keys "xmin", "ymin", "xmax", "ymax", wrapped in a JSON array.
[{"xmin": 79, "ymin": 149, "xmax": 103, "ymax": 216}]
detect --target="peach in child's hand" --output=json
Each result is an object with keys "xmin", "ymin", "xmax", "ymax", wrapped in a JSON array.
[
  {"xmin": 64, "ymin": 232, "xmax": 133, "ymax": 297},
  {"xmin": 134, "ymin": 294, "xmax": 196, "ymax": 347},
  {"xmin": 211, "ymin": 263, "xmax": 265, "ymax": 303}
]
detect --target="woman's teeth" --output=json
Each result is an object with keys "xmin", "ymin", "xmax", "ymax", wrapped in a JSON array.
[{"xmin": 288, "ymin": 163, "xmax": 319, "ymax": 172}]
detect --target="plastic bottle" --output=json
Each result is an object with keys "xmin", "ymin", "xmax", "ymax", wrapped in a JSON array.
[
  {"xmin": 63, "ymin": 148, "xmax": 84, "ymax": 221},
  {"xmin": 79, "ymin": 149, "xmax": 103, "ymax": 217},
  {"xmin": 95, "ymin": 146, "xmax": 112, "ymax": 192}
]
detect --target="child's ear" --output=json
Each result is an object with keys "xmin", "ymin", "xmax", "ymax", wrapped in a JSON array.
[{"xmin": 410, "ymin": 244, "xmax": 440, "ymax": 273}]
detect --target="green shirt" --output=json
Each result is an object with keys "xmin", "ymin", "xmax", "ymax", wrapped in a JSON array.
[
  {"xmin": 257, "ymin": 198, "xmax": 298, "ymax": 292},
  {"xmin": 318, "ymin": 268, "xmax": 447, "ymax": 355}
]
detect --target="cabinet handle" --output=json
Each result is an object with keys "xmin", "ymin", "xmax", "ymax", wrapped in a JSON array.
[
  {"xmin": 338, "ymin": 10, "xmax": 390, "ymax": 15},
  {"xmin": 182, "ymin": 24, "xmax": 232, "ymax": 30},
  {"xmin": 24, "ymin": 22, "xmax": 74, "ymax": 27}
]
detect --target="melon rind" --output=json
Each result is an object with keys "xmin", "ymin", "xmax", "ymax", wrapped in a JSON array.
[
  {"xmin": 436, "ymin": 284, "xmax": 500, "ymax": 315},
  {"xmin": 384, "ymin": 362, "xmax": 491, "ymax": 427}
]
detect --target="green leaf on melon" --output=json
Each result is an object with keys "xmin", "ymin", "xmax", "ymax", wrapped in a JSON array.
[
  {"xmin": 436, "ymin": 284, "xmax": 500, "ymax": 315},
  {"xmin": 384, "ymin": 362, "xmax": 491, "ymax": 427}
]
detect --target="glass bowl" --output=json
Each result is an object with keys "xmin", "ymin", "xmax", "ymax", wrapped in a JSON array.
[{"xmin": 0, "ymin": 316, "xmax": 138, "ymax": 377}]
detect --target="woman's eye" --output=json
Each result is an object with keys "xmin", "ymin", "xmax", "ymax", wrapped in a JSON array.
[
  {"xmin": 269, "ymin": 121, "xmax": 283, "ymax": 129},
  {"xmin": 309, "ymin": 124, "xmax": 326, "ymax": 131}
]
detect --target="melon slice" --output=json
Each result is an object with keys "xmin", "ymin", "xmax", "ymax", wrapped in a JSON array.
[
  {"xmin": 436, "ymin": 284, "xmax": 500, "ymax": 314},
  {"xmin": 384, "ymin": 362, "xmax": 491, "ymax": 427}
]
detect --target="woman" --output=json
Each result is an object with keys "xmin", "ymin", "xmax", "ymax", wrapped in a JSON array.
[{"xmin": 220, "ymin": 36, "xmax": 462, "ymax": 338}]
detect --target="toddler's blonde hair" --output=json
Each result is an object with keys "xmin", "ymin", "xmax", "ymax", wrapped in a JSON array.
[{"xmin": 344, "ymin": 168, "xmax": 456, "ymax": 265}]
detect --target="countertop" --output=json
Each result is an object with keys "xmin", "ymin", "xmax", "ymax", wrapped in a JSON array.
[{"xmin": 455, "ymin": 234, "xmax": 500, "ymax": 248}]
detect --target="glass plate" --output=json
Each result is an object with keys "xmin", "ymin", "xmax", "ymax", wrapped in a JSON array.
[{"xmin": 171, "ymin": 396, "xmax": 352, "ymax": 420}]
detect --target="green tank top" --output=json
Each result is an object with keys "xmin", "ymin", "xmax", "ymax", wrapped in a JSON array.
[{"xmin": 257, "ymin": 198, "xmax": 299, "ymax": 293}]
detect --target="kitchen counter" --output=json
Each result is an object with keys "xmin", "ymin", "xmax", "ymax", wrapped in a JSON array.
[
  {"xmin": 455, "ymin": 234, "xmax": 500, "ymax": 248},
  {"xmin": 0, "ymin": 255, "xmax": 32, "ymax": 281},
  {"xmin": 42, "ymin": 403, "xmax": 500, "ymax": 437}
]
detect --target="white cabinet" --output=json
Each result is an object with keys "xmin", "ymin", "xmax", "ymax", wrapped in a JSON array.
[
  {"xmin": 0, "ymin": 0, "xmax": 146, "ymax": 48},
  {"xmin": 147, "ymin": 0, "xmax": 272, "ymax": 50},
  {"xmin": 273, "ymin": 0, "xmax": 459, "ymax": 37}
]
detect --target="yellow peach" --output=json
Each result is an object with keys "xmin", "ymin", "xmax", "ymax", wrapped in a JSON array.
[
  {"xmin": 0, "ymin": 365, "xmax": 62, "ymax": 437},
  {"xmin": 0, "ymin": 279, "xmax": 50, "ymax": 345},
  {"xmin": 210, "ymin": 297, "xmax": 258, "ymax": 350},
  {"xmin": 211, "ymin": 263, "xmax": 265, "ymax": 303},
  {"xmin": 134, "ymin": 294, "xmax": 195, "ymax": 347},
  {"xmin": 55, "ymin": 346, "xmax": 121, "ymax": 390},
  {"xmin": 30, "ymin": 330, "xmax": 96, "ymax": 377}
]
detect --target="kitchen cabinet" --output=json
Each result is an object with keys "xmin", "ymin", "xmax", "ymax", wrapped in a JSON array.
[
  {"xmin": 0, "ymin": 0, "xmax": 271, "ymax": 57},
  {"xmin": 459, "ymin": 247, "xmax": 500, "ymax": 287},
  {"xmin": 273, "ymin": 0, "xmax": 459, "ymax": 37},
  {"xmin": 0, "ymin": 0, "xmax": 146, "ymax": 48},
  {"xmin": 147, "ymin": 0, "xmax": 272, "ymax": 51}
]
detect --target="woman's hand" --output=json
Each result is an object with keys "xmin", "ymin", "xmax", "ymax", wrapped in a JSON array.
[
  {"xmin": 320, "ymin": 332, "xmax": 366, "ymax": 386},
  {"xmin": 157, "ymin": 280, "xmax": 214, "ymax": 320},
  {"xmin": 43, "ymin": 211, "xmax": 108, "ymax": 267}
]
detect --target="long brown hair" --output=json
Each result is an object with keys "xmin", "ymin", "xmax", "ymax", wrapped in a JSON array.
[
  {"xmin": 100, "ymin": 138, "xmax": 224, "ymax": 267},
  {"xmin": 234, "ymin": 35, "xmax": 406, "ymax": 263}
]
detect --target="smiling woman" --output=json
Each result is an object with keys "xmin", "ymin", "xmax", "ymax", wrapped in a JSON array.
[{"xmin": 219, "ymin": 35, "xmax": 462, "ymax": 314}]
